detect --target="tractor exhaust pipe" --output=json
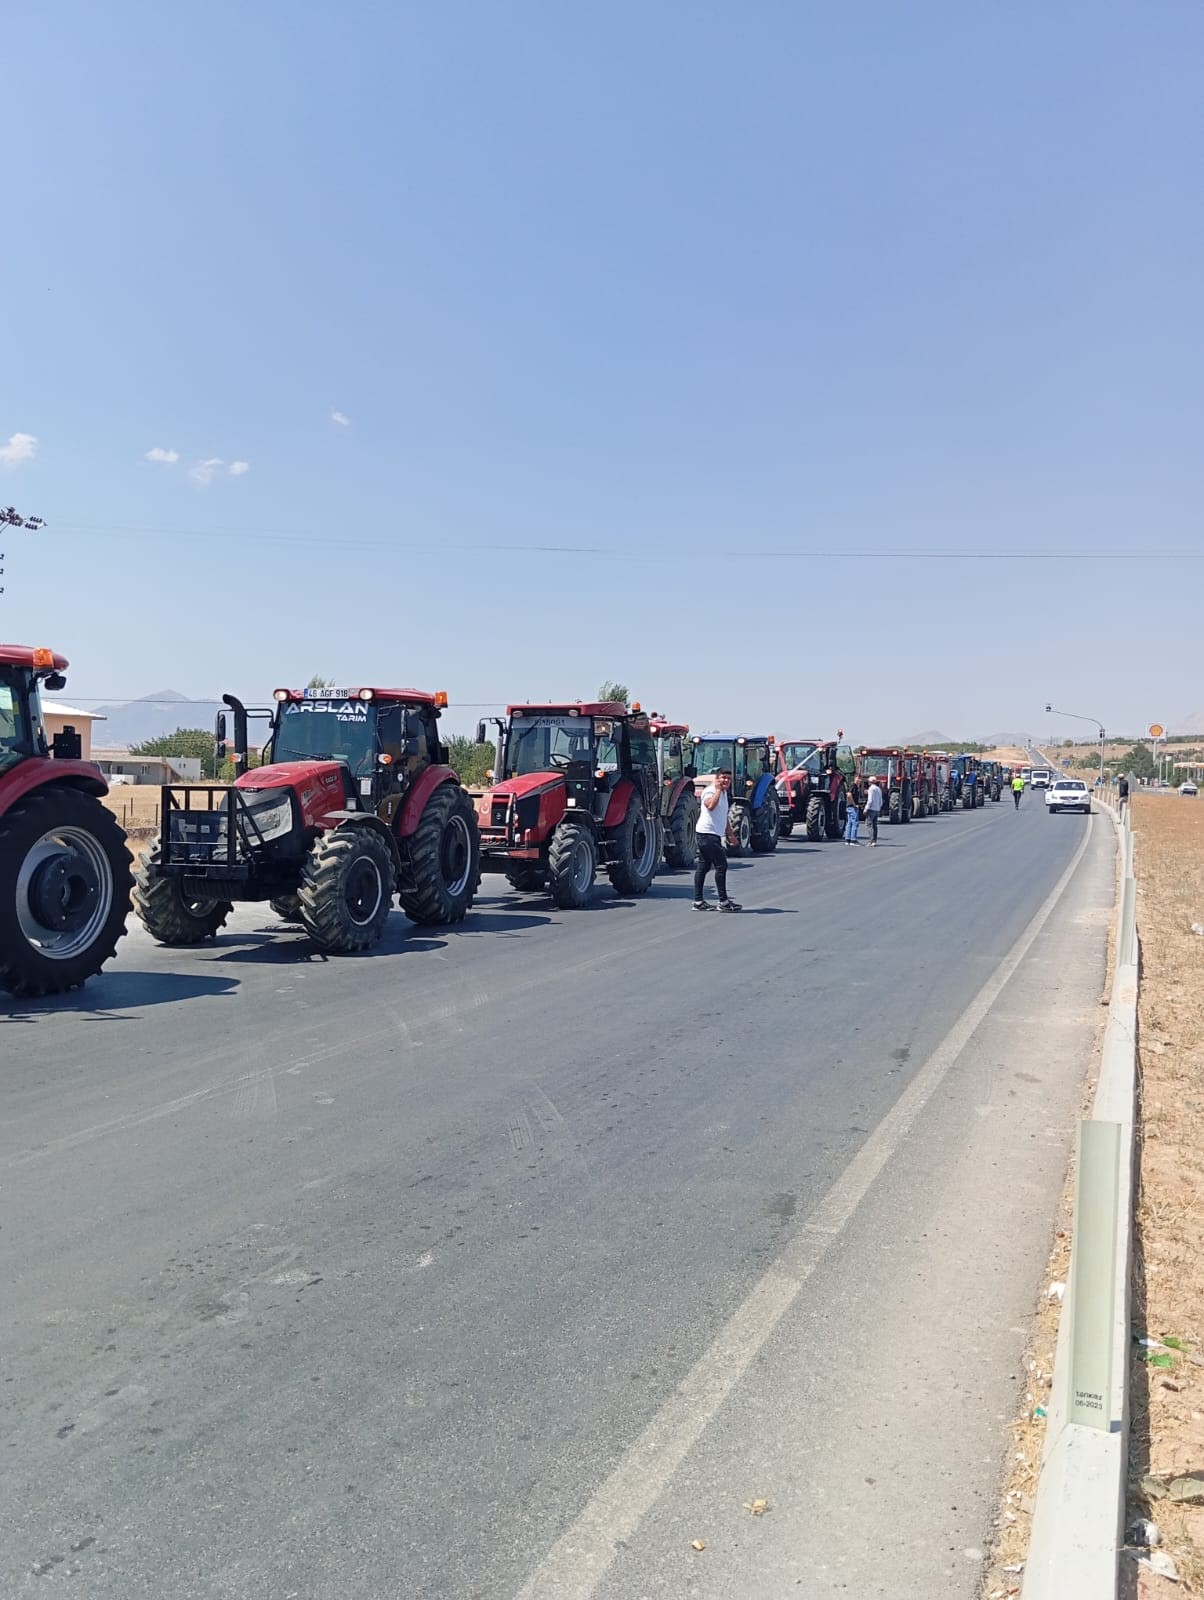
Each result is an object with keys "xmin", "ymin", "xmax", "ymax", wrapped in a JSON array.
[{"xmin": 222, "ymin": 694, "xmax": 250, "ymax": 779}]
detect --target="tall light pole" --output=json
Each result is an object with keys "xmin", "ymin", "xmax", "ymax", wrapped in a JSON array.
[{"xmin": 1045, "ymin": 703, "xmax": 1106, "ymax": 786}]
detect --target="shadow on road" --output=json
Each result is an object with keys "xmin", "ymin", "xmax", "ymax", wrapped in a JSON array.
[{"xmin": 0, "ymin": 971, "xmax": 239, "ymax": 1021}]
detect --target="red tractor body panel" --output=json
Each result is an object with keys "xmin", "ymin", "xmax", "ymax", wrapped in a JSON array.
[
  {"xmin": 0, "ymin": 644, "xmax": 70, "ymax": 672},
  {"xmin": 395, "ymin": 765, "xmax": 462, "ymax": 837},
  {"xmin": 507, "ymin": 701, "xmax": 628, "ymax": 719},
  {"xmin": 234, "ymin": 760, "xmax": 346, "ymax": 830},
  {"xmin": 273, "ymin": 687, "xmax": 441, "ymax": 707},
  {"xmin": 602, "ymin": 777, "xmax": 635, "ymax": 829}
]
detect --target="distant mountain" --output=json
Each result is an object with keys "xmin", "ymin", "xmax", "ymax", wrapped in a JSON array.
[
  {"xmin": 1177, "ymin": 709, "xmax": 1204, "ymax": 735},
  {"xmin": 899, "ymin": 729, "xmax": 953, "ymax": 746},
  {"xmin": 49, "ymin": 689, "xmax": 226, "ymax": 749}
]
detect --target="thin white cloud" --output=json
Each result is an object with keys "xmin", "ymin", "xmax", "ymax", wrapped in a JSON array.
[
  {"xmin": 228, "ymin": 461, "xmax": 250, "ymax": 476},
  {"xmin": 189, "ymin": 457, "xmax": 225, "ymax": 486},
  {"xmin": 330, "ymin": 409, "xmax": 350, "ymax": 427},
  {"xmin": 0, "ymin": 432, "xmax": 37, "ymax": 470},
  {"xmin": 145, "ymin": 446, "xmax": 180, "ymax": 465}
]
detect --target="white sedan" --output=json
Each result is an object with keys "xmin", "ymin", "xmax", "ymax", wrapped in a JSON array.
[{"xmin": 1045, "ymin": 778, "xmax": 1092, "ymax": 815}]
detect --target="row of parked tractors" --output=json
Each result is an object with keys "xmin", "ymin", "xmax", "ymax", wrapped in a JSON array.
[{"xmin": 0, "ymin": 644, "xmax": 1009, "ymax": 997}]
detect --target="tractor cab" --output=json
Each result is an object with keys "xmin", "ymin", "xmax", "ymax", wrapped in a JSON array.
[
  {"xmin": 774, "ymin": 736, "xmax": 856, "ymax": 840},
  {"xmin": 649, "ymin": 718, "xmax": 700, "ymax": 869},
  {"xmin": 689, "ymin": 734, "xmax": 779, "ymax": 853},
  {"xmin": 857, "ymin": 747, "xmax": 915, "ymax": 825},
  {"xmin": 1, "ymin": 647, "xmax": 84, "ymax": 775}
]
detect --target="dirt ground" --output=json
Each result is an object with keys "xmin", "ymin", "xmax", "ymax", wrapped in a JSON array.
[{"xmin": 1126, "ymin": 793, "xmax": 1204, "ymax": 1595}]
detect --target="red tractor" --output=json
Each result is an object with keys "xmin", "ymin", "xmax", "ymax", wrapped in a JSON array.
[
  {"xmin": 0, "ymin": 645, "xmax": 132, "ymax": 996},
  {"xmin": 134, "ymin": 684, "xmax": 480, "ymax": 952},
  {"xmin": 912, "ymin": 752, "xmax": 941, "ymax": 818},
  {"xmin": 474, "ymin": 700, "xmax": 662, "ymax": 907},
  {"xmin": 650, "ymin": 718, "xmax": 700, "ymax": 868},
  {"xmin": 857, "ymin": 747, "xmax": 916, "ymax": 825},
  {"xmin": 774, "ymin": 736, "xmax": 857, "ymax": 840}
]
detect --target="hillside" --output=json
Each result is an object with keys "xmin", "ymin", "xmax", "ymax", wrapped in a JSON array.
[{"xmin": 47, "ymin": 689, "xmax": 225, "ymax": 749}]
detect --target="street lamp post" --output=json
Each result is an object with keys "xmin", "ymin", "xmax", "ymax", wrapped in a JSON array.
[{"xmin": 1045, "ymin": 703, "xmax": 1106, "ymax": 787}]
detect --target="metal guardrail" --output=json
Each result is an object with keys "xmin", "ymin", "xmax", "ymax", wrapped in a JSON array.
[{"xmin": 1023, "ymin": 793, "xmax": 1137, "ymax": 1599}]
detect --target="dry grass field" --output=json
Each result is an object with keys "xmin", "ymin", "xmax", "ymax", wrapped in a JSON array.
[{"xmin": 1126, "ymin": 793, "xmax": 1204, "ymax": 1595}]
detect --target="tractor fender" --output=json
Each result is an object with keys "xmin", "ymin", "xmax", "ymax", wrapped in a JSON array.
[
  {"xmin": 749, "ymin": 772, "xmax": 775, "ymax": 812},
  {"xmin": 0, "ymin": 760, "xmax": 108, "ymax": 818},
  {"xmin": 320, "ymin": 813, "xmax": 404, "ymax": 875},
  {"xmin": 602, "ymin": 777, "xmax": 636, "ymax": 828},
  {"xmin": 396, "ymin": 766, "xmax": 461, "ymax": 838}
]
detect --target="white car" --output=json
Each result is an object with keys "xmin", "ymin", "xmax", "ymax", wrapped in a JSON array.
[
  {"xmin": 1181, "ymin": 780, "xmax": 1198, "ymax": 797},
  {"xmin": 1045, "ymin": 778, "xmax": 1091, "ymax": 815}
]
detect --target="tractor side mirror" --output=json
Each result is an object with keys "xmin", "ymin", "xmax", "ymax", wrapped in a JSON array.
[
  {"xmin": 44, "ymin": 672, "xmax": 67, "ymax": 692},
  {"xmin": 51, "ymin": 725, "xmax": 82, "ymax": 761},
  {"xmin": 215, "ymin": 712, "xmax": 227, "ymax": 743},
  {"xmin": 684, "ymin": 764, "xmax": 697, "ymax": 779},
  {"xmin": 475, "ymin": 721, "xmax": 487, "ymax": 746}
]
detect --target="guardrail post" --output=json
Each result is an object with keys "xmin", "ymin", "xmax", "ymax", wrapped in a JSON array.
[{"xmin": 1068, "ymin": 1121, "xmax": 1122, "ymax": 1429}]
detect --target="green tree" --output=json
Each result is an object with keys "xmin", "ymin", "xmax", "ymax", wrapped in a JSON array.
[
  {"xmin": 445, "ymin": 733, "xmax": 495, "ymax": 788},
  {"xmin": 307, "ymin": 674, "xmax": 334, "ymax": 689},
  {"xmin": 1112, "ymin": 742, "xmax": 1156, "ymax": 781},
  {"xmin": 130, "ymin": 727, "xmax": 221, "ymax": 779},
  {"xmin": 597, "ymin": 680, "xmax": 629, "ymax": 705}
]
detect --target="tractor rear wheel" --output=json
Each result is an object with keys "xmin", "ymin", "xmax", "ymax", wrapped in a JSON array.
[
  {"xmin": 727, "ymin": 803, "xmax": 752, "ymax": 856},
  {"xmin": 134, "ymin": 836, "xmax": 231, "ymax": 946},
  {"xmin": 548, "ymin": 819, "xmax": 596, "ymax": 908},
  {"xmin": 270, "ymin": 895, "xmax": 302, "ymax": 922},
  {"xmin": 805, "ymin": 796, "xmax": 825, "ymax": 841},
  {"xmin": 828, "ymin": 793, "xmax": 848, "ymax": 840},
  {"xmin": 607, "ymin": 796, "xmax": 659, "ymax": 895},
  {"xmin": 298, "ymin": 826, "xmax": 393, "ymax": 952},
  {"xmin": 750, "ymin": 788, "xmax": 780, "ymax": 853},
  {"xmin": 888, "ymin": 789, "xmax": 902, "ymax": 824},
  {"xmin": 0, "ymin": 787, "xmax": 133, "ymax": 997},
  {"xmin": 505, "ymin": 862, "xmax": 546, "ymax": 893},
  {"xmin": 397, "ymin": 782, "xmax": 480, "ymax": 925},
  {"xmin": 664, "ymin": 789, "xmax": 699, "ymax": 869},
  {"xmin": 962, "ymin": 788, "xmax": 974, "ymax": 810}
]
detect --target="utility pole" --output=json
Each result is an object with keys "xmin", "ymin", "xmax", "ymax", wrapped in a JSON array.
[
  {"xmin": 0, "ymin": 506, "xmax": 47, "ymax": 598},
  {"xmin": 1045, "ymin": 704, "xmax": 1106, "ymax": 786}
]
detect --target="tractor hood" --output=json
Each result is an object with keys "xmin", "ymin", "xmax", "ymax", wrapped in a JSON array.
[
  {"xmin": 234, "ymin": 760, "xmax": 347, "ymax": 795},
  {"xmin": 487, "ymin": 772, "xmax": 566, "ymax": 802}
]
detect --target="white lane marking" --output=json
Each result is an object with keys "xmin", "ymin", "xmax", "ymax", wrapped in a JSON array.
[{"xmin": 514, "ymin": 818, "xmax": 1096, "ymax": 1600}]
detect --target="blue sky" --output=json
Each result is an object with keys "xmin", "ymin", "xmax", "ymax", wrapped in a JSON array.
[{"xmin": 4, "ymin": 2, "xmax": 1202, "ymax": 744}]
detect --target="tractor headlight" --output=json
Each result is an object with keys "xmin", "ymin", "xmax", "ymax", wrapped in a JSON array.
[{"xmin": 241, "ymin": 787, "xmax": 295, "ymax": 843}]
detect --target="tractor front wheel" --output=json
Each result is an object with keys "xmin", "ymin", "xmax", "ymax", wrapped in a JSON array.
[
  {"xmin": 505, "ymin": 862, "xmax": 546, "ymax": 893},
  {"xmin": 805, "ymin": 796, "xmax": 825, "ymax": 841},
  {"xmin": 134, "ymin": 837, "xmax": 231, "ymax": 946},
  {"xmin": 828, "ymin": 793, "xmax": 848, "ymax": 840},
  {"xmin": 607, "ymin": 796, "xmax": 660, "ymax": 895},
  {"xmin": 397, "ymin": 783, "xmax": 480, "ymax": 925},
  {"xmin": 779, "ymin": 814, "xmax": 794, "ymax": 838},
  {"xmin": 888, "ymin": 789, "xmax": 902, "ymax": 824},
  {"xmin": 727, "ymin": 803, "xmax": 752, "ymax": 856},
  {"xmin": 0, "ymin": 788, "xmax": 133, "ymax": 997},
  {"xmin": 664, "ymin": 789, "xmax": 699, "ymax": 869},
  {"xmin": 750, "ymin": 788, "xmax": 780, "ymax": 853},
  {"xmin": 548, "ymin": 819, "xmax": 597, "ymax": 908},
  {"xmin": 298, "ymin": 827, "xmax": 394, "ymax": 952}
]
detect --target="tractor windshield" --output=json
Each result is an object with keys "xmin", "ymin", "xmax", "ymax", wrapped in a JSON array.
[
  {"xmin": 692, "ymin": 741, "xmax": 735, "ymax": 777},
  {"xmin": 859, "ymin": 753, "xmax": 893, "ymax": 777},
  {"xmin": 505, "ymin": 714, "xmax": 594, "ymax": 777},
  {"xmin": 0, "ymin": 667, "xmax": 37, "ymax": 776},
  {"xmin": 780, "ymin": 742, "xmax": 819, "ymax": 772},
  {"xmin": 272, "ymin": 698, "xmax": 377, "ymax": 776}
]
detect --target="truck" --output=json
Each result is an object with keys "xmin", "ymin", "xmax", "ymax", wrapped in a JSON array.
[
  {"xmin": 856, "ymin": 747, "xmax": 915, "ymax": 825},
  {"xmin": 774, "ymin": 737, "xmax": 856, "ymax": 840},
  {"xmin": 688, "ymin": 734, "xmax": 780, "ymax": 854},
  {"xmin": 134, "ymin": 683, "xmax": 480, "ymax": 951},
  {"xmin": 474, "ymin": 700, "xmax": 662, "ymax": 906},
  {"xmin": 0, "ymin": 645, "xmax": 133, "ymax": 996},
  {"xmin": 650, "ymin": 718, "xmax": 700, "ymax": 869}
]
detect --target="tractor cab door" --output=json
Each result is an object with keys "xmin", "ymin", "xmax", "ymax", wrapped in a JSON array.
[
  {"xmin": 658, "ymin": 734, "xmax": 684, "ymax": 814},
  {"xmin": 835, "ymin": 743, "xmax": 856, "ymax": 780},
  {"xmin": 591, "ymin": 720, "xmax": 620, "ymax": 822},
  {"xmin": 0, "ymin": 666, "xmax": 38, "ymax": 777},
  {"xmin": 624, "ymin": 720, "xmax": 660, "ymax": 821}
]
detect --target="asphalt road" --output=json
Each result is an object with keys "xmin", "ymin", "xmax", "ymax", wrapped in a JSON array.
[{"xmin": 1, "ymin": 795, "xmax": 1115, "ymax": 1599}]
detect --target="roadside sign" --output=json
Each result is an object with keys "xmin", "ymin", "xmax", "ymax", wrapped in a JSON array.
[{"xmin": 1149, "ymin": 723, "xmax": 1164, "ymax": 738}]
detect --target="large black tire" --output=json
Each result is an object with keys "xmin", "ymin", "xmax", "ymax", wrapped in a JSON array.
[
  {"xmin": 888, "ymin": 788, "xmax": 902, "ymax": 824},
  {"xmin": 805, "ymin": 795, "xmax": 825, "ymax": 841},
  {"xmin": 548, "ymin": 818, "xmax": 596, "ymax": 908},
  {"xmin": 664, "ymin": 788, "xmax": 699, "ymax": 869},
  {"xmin": 750, "ymin": 788, "xmax": 780, "ymax": 853},
  {"xmin": 505, "ymin": 862, "xmax": 546, "ymax": 893},
  {"xmin": 900, "ymin": 785, "xmax": 913, "ymax": 823},
  {"xmin": 396, "ymin": 782, "xmax": 480, "ymax": 925},
  {"xmin": 607, "ymin": 795, "xmax": 660, "ymax": 895},
  {"xmin": 297, "ymin": 826, "xmax": 394, "ymax": 952},
  {"xmin": 0, "ymin": 786, "xmax": 133, "ymax": 997},
  {"xmin": 962, "ymin": 787, "xmax": 974, "ymax": 810},
  {"xmin": 779, "ymin": 814, "xmax": 794, "ymax": 838},
  {"xmin": 134, "ymin": 835, "xmax": 231, "ymax": 946},
  {"xmin": 827, "ymin": 792, "xmax": 848, "ymax": 840},
  {"xmin": 727, "ymin": 803, "xmax": 752, "ymax": 856},
  {"xmin": 270, "ymin": 895, "xmax": 302, "ymax": 922}
]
